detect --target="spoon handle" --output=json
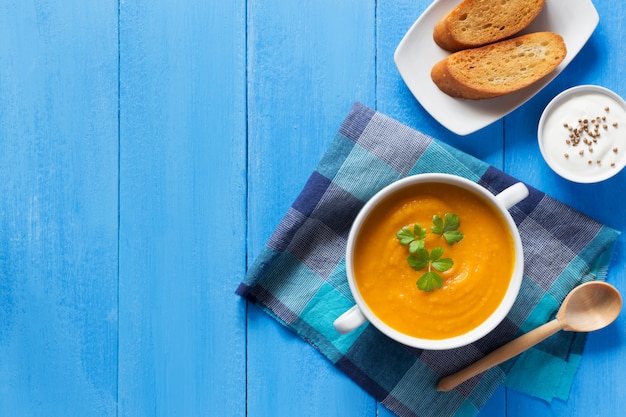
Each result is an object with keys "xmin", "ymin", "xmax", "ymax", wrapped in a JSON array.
[{"xmin": 437, "ymin": 319, "xmax": 562, "ymax": 392}]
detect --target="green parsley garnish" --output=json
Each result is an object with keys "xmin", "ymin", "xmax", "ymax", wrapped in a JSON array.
[
  {"xmin": 396, "ymin": 213, "xmax": 464, "ymax": 292},
  {"xmin": 431, "ymin": 213, "xmax": 464, "ymax": 245},
  {"xmin": 396, "ymin": 223, "xmax": 426, "ymax": 253}
]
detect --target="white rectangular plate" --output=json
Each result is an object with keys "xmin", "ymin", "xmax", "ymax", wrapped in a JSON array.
[{"xmin": 394, "ymin": 0, "xmax": 599, "ymax": 136}]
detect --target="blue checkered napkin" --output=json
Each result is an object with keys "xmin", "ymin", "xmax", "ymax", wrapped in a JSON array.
[{"xmin": 236, "ymin": 103, "xmax": 620, "ymax": 417}]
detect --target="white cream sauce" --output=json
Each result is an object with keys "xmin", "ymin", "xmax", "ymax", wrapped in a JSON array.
[{"xmin": 540, "ymin": 90, "xmax": 626, "ymax": 182}]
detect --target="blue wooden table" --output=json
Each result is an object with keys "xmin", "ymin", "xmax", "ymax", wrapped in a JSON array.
[{"xmin": 1, "ymin": 1, "xmax": 624, "ymax": 416}]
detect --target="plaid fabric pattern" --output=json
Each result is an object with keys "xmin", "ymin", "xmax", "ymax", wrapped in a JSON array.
[{"xmin": 237, "ymin": 103, "xmax": 619, "ymax": 417}]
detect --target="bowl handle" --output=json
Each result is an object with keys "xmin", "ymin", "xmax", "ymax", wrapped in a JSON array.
[
  {"xmin": 495, "ymin": 182, "xmax": 529, "ymax": 209},
  {"xmin": 333, "ymin": 305, "xmax": 367, "ymax": 334}
]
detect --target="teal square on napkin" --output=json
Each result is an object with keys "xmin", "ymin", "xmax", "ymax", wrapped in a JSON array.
[
  {"xmin": 505, "ymin": 348, "xmax": 582, "ymax": 401},
  {"xmin": 237, "ymin": 103, "xmax": 620, "ymax": 417},
  {"xmin": 299, "ymin": 282, "xmax": 366, "ymax": 360},
  {"xmin": 334, "ymin": 144, "xmax": 401, "ymax": 202}
]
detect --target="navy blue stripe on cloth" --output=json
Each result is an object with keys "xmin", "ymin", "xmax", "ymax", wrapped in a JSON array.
[{"xmin": 292, "ymin": 171, "xmax": 332, "ymax": 217}]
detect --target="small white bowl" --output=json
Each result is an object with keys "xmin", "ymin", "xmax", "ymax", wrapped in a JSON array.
[{"xmin": 538, "ymin": 85, "xmax": 626, "ymax": 183}]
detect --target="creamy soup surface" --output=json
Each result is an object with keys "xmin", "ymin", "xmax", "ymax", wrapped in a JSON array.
[{"xmin": 353, "ymin": 182, "xmax": 515, "ymax": 340}]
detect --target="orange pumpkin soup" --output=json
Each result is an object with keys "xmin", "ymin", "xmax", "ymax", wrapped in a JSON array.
[{"xmin": 353, "ymin": 182, "xmax": 515, "ymax": 340}]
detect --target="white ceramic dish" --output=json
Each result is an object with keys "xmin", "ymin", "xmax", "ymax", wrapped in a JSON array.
[
  {"xmin": 394, "ymin": 0, "xmax": 599, "ymax": 136},
  {"xmin": 333, "ymin": 174, "xmax": 529, "ymax": 350},
  {"xmin": 538, "ymin": 85, "xmax": 626, "ymax": 183}
]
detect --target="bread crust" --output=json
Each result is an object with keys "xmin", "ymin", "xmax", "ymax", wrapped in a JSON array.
[
  {"xmin": 433, "ymin": 0, "xmax": 546, "ymax": 52},
  {"xmin": 430, "ymin": 32, "xmax": 567, "ymax": 100}
]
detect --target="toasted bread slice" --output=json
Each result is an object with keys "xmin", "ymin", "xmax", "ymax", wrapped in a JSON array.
[
  {"xmin": 433, "ymin": 0, "xmax": 546, "ymax": 52},
  {"xmin": 430, "ymin": 32, "xmax": 566, "ymax": 100}
]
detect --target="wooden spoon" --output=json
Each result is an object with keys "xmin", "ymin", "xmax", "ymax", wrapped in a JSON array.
[{"xmin": 437, "ymin": 281, "xmax": 622, "ymax": 392}]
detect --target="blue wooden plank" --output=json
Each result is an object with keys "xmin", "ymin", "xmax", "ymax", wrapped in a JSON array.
[
  {"xmin": 505, "ymin": 1, "xmax": 626, "ymax": 415},
  {"xmin": 376, "ymin": 1, "xmax": 506, "ymax": 415},
  {"xmin": 246, "ymin": 0, "xmax": 377, "ymax": 416},
  {"xmin": 117, "ymin": 0, "xmax": 247, "ymax": 416},
  {"xmin": 0, "ymin": 0, "xmax": 118, "ymax": 415}
]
